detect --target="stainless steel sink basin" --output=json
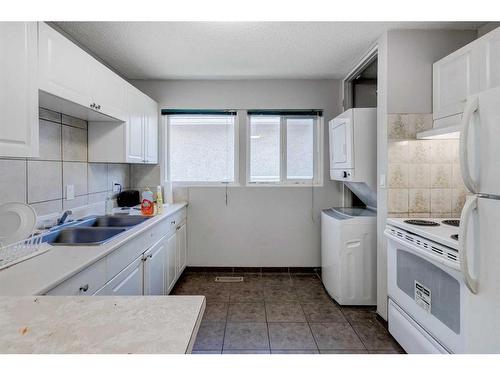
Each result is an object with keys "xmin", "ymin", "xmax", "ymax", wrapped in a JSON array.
[
  {"xmin": 76, "ymin": 215, "xmax": 151, "ymax": 228},
  {"xmin": 44, "ymin": 227, "xmax": 127, "ymax": 246}
]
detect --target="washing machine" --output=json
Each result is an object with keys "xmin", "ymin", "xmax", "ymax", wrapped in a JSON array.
[{"xmin": 321, "ymin": 207, "xmax": 377, "ymax": 305}]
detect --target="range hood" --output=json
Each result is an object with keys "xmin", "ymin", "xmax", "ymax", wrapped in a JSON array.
[{"xmin": 417, "ymin": 124, "xmax": 461, "ymax": 140}]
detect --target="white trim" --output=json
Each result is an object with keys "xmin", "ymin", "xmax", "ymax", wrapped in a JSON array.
[
  {"xmin": 246, "ymin": 113, "xmax": 323, "ymax": 187},
  {"xmin": 342, "ymin": 44, "xmax": 378, "ymax": 111}
]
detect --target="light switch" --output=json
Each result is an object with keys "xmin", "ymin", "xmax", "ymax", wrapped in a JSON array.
[
  {"xmin": 66, "ymin": 184, "xmax": 75, "ymax": 200},
  {"xmin": 380, "ymin": 174, "xmax": 386, "ymax": 188}
]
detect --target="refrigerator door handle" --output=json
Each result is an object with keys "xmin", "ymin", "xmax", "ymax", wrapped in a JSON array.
[
  {"xmin": 459, "ymin": 194, "xmax": 478, "ymax": 294},
  {"xmin": 459, "ymin": 95, "xmax": 479, "ymax": 194}
]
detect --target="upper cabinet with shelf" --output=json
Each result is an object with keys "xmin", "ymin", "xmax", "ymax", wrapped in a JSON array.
[
  {"xmin": 432, "ymin": 27, "xmax": 500, "ymax": 126},
  {"xmin": 37, "ymin": 22, "xmax": 159, "ymax": 164},
  {"xmin": 38, "ymin": 22, "xmax": 127, "ymax": 122},
  {"xmin": 0, "ymin": 22, "xmax": 39, "ymax": 158},
  {"xmin": 88, "ymin": 84, "xmax": 158, "ymax": 164}
]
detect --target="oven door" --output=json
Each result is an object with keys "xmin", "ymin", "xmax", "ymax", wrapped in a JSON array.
[{"xmin": 386, "ymin": 233, "xmax": 465, "ymax": 353}]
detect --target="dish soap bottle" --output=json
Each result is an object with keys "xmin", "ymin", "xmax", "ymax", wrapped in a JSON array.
[
  {"xmin": 156, "ymin": 186, "xmax": 164, "ymax": 214},
  {"xmin": 105, "ymin": 193, "xmax": 114, "ymax": 215},
  {"xmin": 141, "ymin": 188, "xmax": 154, "ymax": 216}
]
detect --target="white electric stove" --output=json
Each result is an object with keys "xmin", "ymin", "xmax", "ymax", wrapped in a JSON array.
[{"xmin": 385, "ymin": 217, "xmax": 464, "ymax": 353}]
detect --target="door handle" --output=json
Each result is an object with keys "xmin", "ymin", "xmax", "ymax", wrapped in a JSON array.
[
  {"xmin": 459, "ymin": 96, "xmax": 479, "ymax": 193},
  {"xmin": 459, "ymin": 195, "xmax": 478, "ymax": 294}
]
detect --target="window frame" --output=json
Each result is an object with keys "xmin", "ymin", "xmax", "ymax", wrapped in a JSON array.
[
  {"xmin": 246, "ymin": 114, "xmax": 323, "ymax": 187},
  {"xmin": 166, "ymin": 112, "xmax": 240, "ymax": 187}
]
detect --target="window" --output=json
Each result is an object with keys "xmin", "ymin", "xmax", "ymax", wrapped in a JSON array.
[
  {"xmin": 247, "ymin": 111, "xmax": 322, "ymax": 185},
  {"xmin": 167, "ymin": 112, "xmax": 237, "ymax": 184}
]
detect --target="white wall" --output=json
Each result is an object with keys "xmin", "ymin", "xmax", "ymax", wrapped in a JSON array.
[
  {"xmin": 375, "ymin": 29, "xmax": 477, "ymax": 319},
  {"xmin": 131, "ymin": 79, "xmax": 343, "ymax": 267}
]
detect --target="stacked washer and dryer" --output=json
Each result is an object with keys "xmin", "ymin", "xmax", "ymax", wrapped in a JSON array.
[{"xmin": 321, "ymin": 108, "xmax": 377, "ymax": 305}]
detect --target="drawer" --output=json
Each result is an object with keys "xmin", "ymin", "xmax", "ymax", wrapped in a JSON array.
[
  {"xmin": 46, "ymin": 259, "xmax": 106, "ymax": 296},
  {"xmin": 168, "ymin": 208, "xmax": 187, "ymax": 232}
]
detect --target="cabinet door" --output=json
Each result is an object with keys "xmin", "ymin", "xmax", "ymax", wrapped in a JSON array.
[
  {"xmin": 89, "ymin": 59, "xmax": 127, "ymax": 121},
  {"xmin": 433, "ymin": 42, "xmax": 480, "ymax": 120},
  {"xmin": 95, "ymin": 256, "xmax": 144, "ymax": 296},
  {"xmin": 479, "ymin": 27, "xmax": 500, "ymax": 91},
  {"xmin": 144, "ymin": 98, "xmax": 158, "ymax": 164},
  {"xmin": 329, "ymin": 116, "xmax": 353, "ymax": 170},
  {"xmin": 0, "ymin": 22, "xmax": 39, "ymax": 157},
  {"xmin": 166, "ymin": 233, "xmax": 177, "ymax": 293},
  {"xmin": 144, "ymin": 238, "xmax": 167, "ymax": 295},
  {"xmin": 176, "ymin": 223, "xmax": 187, "ymax": 274},
  {"xmin": 38, "ymin": 22, "xmax": 92, "ymax": 108},
  {"xmin": 126, "ymin": 86, "xmax": 145, "ymax": 163}
]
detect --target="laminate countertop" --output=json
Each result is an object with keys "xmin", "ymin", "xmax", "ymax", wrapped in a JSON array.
[{"xmin": 0, "ymin": 295, "xmax": 205, "ymax": 354}]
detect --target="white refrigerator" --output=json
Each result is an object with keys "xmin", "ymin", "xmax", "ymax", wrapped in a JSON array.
[{"xmin": 459, "ymin": 85, "xmax": 500, "ymax": 352}]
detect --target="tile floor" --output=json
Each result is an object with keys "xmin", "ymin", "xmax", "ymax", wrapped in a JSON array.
[{"xmin": 171, "ymin": 271, "xmax": 405, "ymax": 354}]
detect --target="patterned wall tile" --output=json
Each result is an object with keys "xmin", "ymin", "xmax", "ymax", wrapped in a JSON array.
[
  {"xmin": 430, "ymin": 189, "xmax": 452, "ymax": 214},
  {"xmin": 387, "ymin": 113, "xmax": 464, "ymax": 217},
  {"xmin": 430, "ymin": 164, "xmax": 452, "ymax": 188},
  {"xmin": 409, "ymin": 189, "xmax": 430, "ymax": 213},
  {"xmin": 408, "ymin": 164, "xmax": 431, "ymax": 188},
  {"xmin": 408, "ymin": 140, "xmax": 432, "ymax": 163},
  {"xmin": 388, "ymin": 164, "xmax": 409, "ymax": 188},
  {"xmin": 388, "ymin": 189, "xmax": 409, "ymax": 213}
]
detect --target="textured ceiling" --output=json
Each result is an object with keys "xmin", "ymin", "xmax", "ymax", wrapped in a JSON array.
[{"xmin": 54, "ymin": 22, "xmax": 484, "ymax": 80}]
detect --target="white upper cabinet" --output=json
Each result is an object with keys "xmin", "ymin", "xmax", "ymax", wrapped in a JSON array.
[
  {"xmin": 0, "ymin": 22, "xmax": 39, "ymax": 158},
  {"xmin": 38, "ymin": 22, "xmax": 127, "ymax": 121},
  {"xmin": 144, "ymin": 96, "xmax": 159, "ymax": 164},
  {"xmin": 479, "ymin": 27, "xmax": 500, "ymax": 91},
  {"xmin": 432, "ymin": 27, "xmax": 500, "ymax": 124},
  {"xmin": 126, "ymin": 85, "xmax": 146, "ymax": 163},
  {"xmin": 38, "ymin": 22, "xmax": 93, "ymax": 108},
  {"xmin": 89, "ymin": 59, "xmax": 127, "ymax": 121},
  {"xmin": 433, "ymin": 41, "xmax": 481, "ymax": 121}
]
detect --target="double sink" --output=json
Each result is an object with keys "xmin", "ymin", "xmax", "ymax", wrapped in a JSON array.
[{"xmin": 42, "ymin": 215, "xmax": 152, "ymax": 246}]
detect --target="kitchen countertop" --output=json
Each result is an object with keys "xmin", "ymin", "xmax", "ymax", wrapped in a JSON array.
[
  {"xmin": 0, "ymin": 295, "xmax": 205, "ymax": 354},
  {"xmin": 0, "ymin": 202, "xmax": 187, "ymax": 296}
]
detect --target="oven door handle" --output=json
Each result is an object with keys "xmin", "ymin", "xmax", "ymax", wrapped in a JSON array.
[{"xmin": 459, "ymin": 195, "xmax": 478, "ymax": 294}]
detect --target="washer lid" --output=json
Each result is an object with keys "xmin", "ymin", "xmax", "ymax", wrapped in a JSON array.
[{"xmin": 323, "ymin": 207, "xmax": 376, "ymax": 219}]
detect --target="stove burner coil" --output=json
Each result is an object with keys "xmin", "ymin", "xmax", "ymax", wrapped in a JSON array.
[
  {"xmin": 404, "ymin": 219, "xmax": 440, "ymax": 226},
  {"xmin": 442, "ymin": 219, "xmax": 460, "ymax": 227}
]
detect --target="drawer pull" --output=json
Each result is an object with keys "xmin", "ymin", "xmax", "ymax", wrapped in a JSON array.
[{"xmin": 79, "ymin": 284, "xmax": 89, "ymax": 292}]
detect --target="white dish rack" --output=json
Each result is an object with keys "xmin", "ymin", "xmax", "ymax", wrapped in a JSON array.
[{"xmin": 0, "ymin": 233, "xmax": 51, "ymax": 271}]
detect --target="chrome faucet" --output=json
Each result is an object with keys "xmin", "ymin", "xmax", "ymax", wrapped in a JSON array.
[{"xmin": 57, "ymin": 210, "xmax": 73, "ymax": 225}]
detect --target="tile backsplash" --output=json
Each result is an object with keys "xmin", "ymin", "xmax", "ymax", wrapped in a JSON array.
[
  {"xmin": 0, "ymin": 108, "xmax": 130, "ymax": 217},
  {"xmin": 387, "ymin": 114, "xmax": 468, "ymax": 218}
]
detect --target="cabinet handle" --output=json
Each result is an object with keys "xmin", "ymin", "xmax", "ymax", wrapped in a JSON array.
[{"xmin": 79, "ymin": 284, "xmax": 89, "ymax": 292}]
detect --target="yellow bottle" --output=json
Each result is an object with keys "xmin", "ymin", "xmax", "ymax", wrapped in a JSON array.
[{"xmin": 156, "ymin": 186, "xmax": 164, "ymax": 214}]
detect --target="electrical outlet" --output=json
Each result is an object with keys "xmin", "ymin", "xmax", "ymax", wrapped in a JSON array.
[
  {"xmin": 112, "ymin": 182, "xmax": 122, "ymax": 193},
  {"xmin": 66, "ymin": 184, "xmax": 75, "ymax": 200}
]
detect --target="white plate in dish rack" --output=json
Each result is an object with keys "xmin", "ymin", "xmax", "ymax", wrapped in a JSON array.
[{"xmin": 0, "ymin": 202, "xmax": 37, "ymax": 247}]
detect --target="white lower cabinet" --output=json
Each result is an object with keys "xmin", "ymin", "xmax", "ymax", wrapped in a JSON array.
[
  {"xmin": 143, "ymin": 236, "xmax": 168, "ymax": 295},
  {"xmin": 176, "ymin": 223, "xmax": 187, "ymax": 275},
  {"xmin": 94, "ymin": 255, "xmax": 144, "ymax": 296},
  {"xmin": 166, "ymin": 233, "xmax": 178, "ymax": 293},
  {"xmin": 45, "ymin": 209, "xmax": 187, "ymax": 297}
]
